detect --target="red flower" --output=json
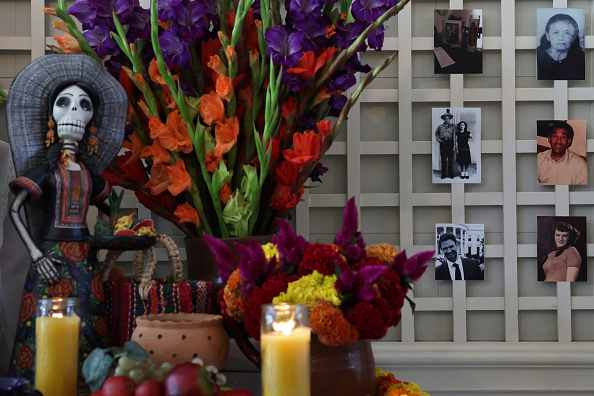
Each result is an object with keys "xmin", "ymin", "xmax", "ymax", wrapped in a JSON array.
[
  {"xmin": 19, "ymin": 292, "xmax": 36, "ymax": 323},
  {"xmin": 283, "ymin": 131, "xmax": 322, "ymax": 167},
  {"xmin": 270, "ymin": 185, "xmax": 304, "ymax": 212},
  {"xmin": 116, "ymin": 151, "xmax": 148, "ymax": 184},
  {"xmin": 95, "ymin": 316, "xmax": 108, "ymax": 338},
  {"xmin": 347, "ymin": 300, "xmax": 387, "ymax": 339},
  {"xmin": 243, "ymin": 274, "xmax": 298, "ymax": 340},
  {"xmin": 376, "ymin": 266, "xmax": 405, "ymax": 314},
  {"xmin": 60, "ymin": 241, "xmax": 88, "ymax": 262},
  {"xmin": 49, "ymin": 278, "xmax": 74, "ymax": 297},
  {"xmin": 16, "ymin": 345, "xmax": 34, "ymax": 369},
  {"xmin": 274, "ymin": 160, "xmax": 300, "ymax": 187},
  {"xmin": 299, "ymin": 243, "xmax": 348, "ymax": 276},
  {"xmin": 91, "ymin": 274, "xmax": 105, "ymax": 303}
]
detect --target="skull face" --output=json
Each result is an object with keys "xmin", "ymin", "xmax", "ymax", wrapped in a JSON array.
[{"xmin": 52, "ymin": 84, "xmax": 94, "ymax": 142}]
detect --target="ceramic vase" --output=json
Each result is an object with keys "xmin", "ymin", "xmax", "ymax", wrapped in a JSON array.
[{"xmin": 130, "ymin": 313, "xmax": 229, "ymax": 369}]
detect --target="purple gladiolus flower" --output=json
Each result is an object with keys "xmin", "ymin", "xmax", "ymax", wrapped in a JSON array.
[
  {"xmin": 351, "ymin": 0, "xmax": 390, "ymax": 23},
  {"xmin": 289, "ymin": 0, "xmax": 324, "ymax": 20},
  {"xmin": 159, "ymin": 30, "xmax": 191, "ymax": 68},
  {"xmin": 329, "ymin": 73, "xmax": 357, "ymax": 92},
  {"xmin": 328, "ymin": 93, "xmax": 347, "ymax": 117},
  {"xmin": 126, "ymin": 5, "xmax": 150, "ymax": 41},
  {"xmin": 299, "ymin": 111, "xmax": 317, "ymax": 130},
  {"xmin": 309, "ymin": 162, "xmax": 328, "ymax": 183},
  {"xmin": 292, "ymin": 17, "xmax": 331, "ymax": 53},
  {"xmin": 281, "ymin": 72, "xmax": 309, "ymax": 91},
  {"xmin": 334, "ymin": 19, "xmax": 367, "ymax": 50},
  {"xmin": 69, "ymin": 0, "xmax": 98, "ymax": 29},
  {"xmin": 171, "ymin": 1, "xmax": 209, "ymax": 41},
  {"xmin": 345, "ymin": 55, "xmax": 372, "ymax": 74},
  {"xmin": 158, "ymin": 0, "xmax": 183, "ymax": 20},
  {"xmin": 367, "ymin": 25, "xmax": 386, "ymax": 51},
  {"xmin": 84, "ymin": 25, "xmax": 119, "ymax": 59},
  {"xmin": 265, "ymin": 26, "xmax": 305, "ymax": 69}
]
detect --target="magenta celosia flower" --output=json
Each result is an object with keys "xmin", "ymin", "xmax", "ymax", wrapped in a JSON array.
[{"xmin": 393, "ymin": 249, "xmax": 435, "ymax": 282}]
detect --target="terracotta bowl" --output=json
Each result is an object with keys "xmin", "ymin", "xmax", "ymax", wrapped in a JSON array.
[{"xmin": 131, "ymin": 313, "xmax": 229, "ymax": 369}]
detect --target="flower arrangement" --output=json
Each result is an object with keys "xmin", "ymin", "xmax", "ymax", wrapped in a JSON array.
[
  {"xmin": 205, "ymin": 197, "xmax": 434, "ymax": 345},
  {"xmin": 376, "ymin": 369, "xmax": 430, "ymax": 396},
  {"xmin": 45, "ymin": 0, "xmax": 410, "ymax": 238}
]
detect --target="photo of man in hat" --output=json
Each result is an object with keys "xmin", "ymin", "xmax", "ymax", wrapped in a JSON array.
[{"xmin": 434, "ymin": 109, "xmax": 456, "ymax": 179}]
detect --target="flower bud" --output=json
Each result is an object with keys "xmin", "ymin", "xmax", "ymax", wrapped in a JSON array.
[{"xmin": 226, "ymin": 45, "xmax": 236, "ymax": 64}]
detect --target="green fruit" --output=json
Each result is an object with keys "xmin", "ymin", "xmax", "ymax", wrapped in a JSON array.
[{"xmin": 95, "ymin": 220, "xmax": 113, "ymax": 236}]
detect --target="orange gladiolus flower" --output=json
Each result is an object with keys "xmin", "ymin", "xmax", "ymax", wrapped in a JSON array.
[
  {"xmin": 131, "ymin": 72, "xmax": 147, "ymax": 91},
  {"xmin": 213, "ymin": 117, "xmax": 240, "ymax": 157},
  {"xmin": 52, "ymin": 21, "xmax": 68, "ymax": 33},
  {"xmin": 122, "ymin": 131, "xmax": 145, "ymax": 166},
  {"xmin": 141, "ymin": 138, "xmax": 171, "ymax": 165},
  {"xmin": 314, "ymin": 87, "xmax": 331, "ymax": 106},
  {"xmin": 174, "ymin": 203, "xmax": 200, "ymax": 227},
  {"xmin": 238, "ymin": 86, "xmax": 253, "ymax": 109},
  {"xmin": 249, "ymin": 49, "xmax": 260, "ymax": 65},
  {"xmin": 216, "ymin": 75, "xmax": 234, "ymax": 102},
  {"xmin": 275, "ymin": 160, "xmax": 300, "ymax": 186},
  {"xmin": 219, "ymin": 182, "xmax": 232, "ymax": 205},
  {"xmin": 197, "ymin": 91, "xmax": 225, "ymax": 125},
  {"xmin": 149, "ymin": 59, "xmax": 166, "ymax": 85},
  {"xmin": 270, "ymin": 185, "xmax": 304, "ymax": 212},
  {"xmin": 54, "ymin": 34, "xmax": 81, "ymax": 54},
  {"xmin": 150, "ymin": 111, "xmax": 193, "ymax": 154},
  {"xmin": 43, "ymin": 7, "xmax": 57, "ymax": 16},
  {"xmin": 137, "ymin": 98, "xmax": 150, "ymax": 118},
  {"xmin": 143, "ymin": 163, "xmax": 172, "ymax": 195},
  {"xmin": 167, "ymin": 158, "xmax": 192, "ymax": 196},
  {"xmin": 204, "ymin": 150, "xmax": 222, "ymax": 173},
  {"xmin": 207, "ymin": 55, "xmax": 227, "ymax": 76},
  {"xmin": 287, "ymin": 51, "xmax": 316, "ymax": 80},
  {"xmin": 317, "ymin": 120, "xmax": 332, "ymax": 137},
  {"xmin": 225, "ymin": 45, "xmax": 236, "ymax": 64},
  {"xmin": 325, "ymin": 25, "xmax": 336, "ymax": 38},
  {"xmin": 283, "ymin": 131, "xmax": 322, "ymax": 167},
  {"xmin": 282, "ymin": 96, "xmax": 298, "ymax": 119},
  {"xmin": 158, "ymin": 20, "xmax": 172, "ymax": 30}
]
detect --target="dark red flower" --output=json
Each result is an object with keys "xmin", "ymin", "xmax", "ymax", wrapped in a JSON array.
[
  {"xmin": 49, "ymin": 278, "xmax": 74, "ymax": 297},
  {"xmin": 117, "ymin": 151, "xmax": 148, "ymax": 185},
  {"xmin": 19, "ymin": 292, "xmax": 36, "ymax": 323},
  {"xmin": 16, "ymin": 345, "xmax": 34, "ymax": 369},
  {"xmin": 95, "ymin": 316, "xmax": 109, "ymax": 338},
  {"xmin": 90, "ymin": 274, "xmax": 105, "ymax": 303},
  {"xmin": 299, "ymin": 243, "xmax": 348, "ymax": 276},
  {"xmin": 270, "ymin": 185, "xmax": 304, "ymax": 212},
  {"xmin": 347, "ymin": 300, "xmax": 387, "ymax": 339},
  {"xmin": 274, "ymin": 160, "xmax": 300, "ymax": 186},
  {"xmin": 60, "ymin": 241, "xmax": 88, "ymax": 262}
]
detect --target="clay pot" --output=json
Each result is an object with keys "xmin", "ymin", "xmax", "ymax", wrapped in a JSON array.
[{"xmin": 131, "ymin": 313, "xmax": 229, "ymax": 369}]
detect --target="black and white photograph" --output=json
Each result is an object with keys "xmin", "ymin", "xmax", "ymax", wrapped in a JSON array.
[
  {"xmin": 432, "ymin": 107, "xmax": 481, "ymax": 183},
  {"xmin": 434, "ymin": 9, "xmax": 483, "ymax": 74},
  {"xmin": 537, "ymin": 8, "xmax": 585, "ymax": 80},
  {"xmin": 435, "ymin": 224, "xmax": 485, "ymax": 281},
  {"xmin": 537, "ymin": 120, "xmax": 586, "ymax": 185},
  {"xmin": 537, "ymin": 216, "xmax": 587, "ymax": 282}
]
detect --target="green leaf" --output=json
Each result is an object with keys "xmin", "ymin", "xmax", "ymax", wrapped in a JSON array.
[
  {"xmin": 82, "ymin": 348, "xmax": 113, "ymax": 392},
  {"xmin": 212, "ymin": 162, "xmax": 232, "ymax": 196},
  {"xmin": 124, "ymin": 340, "xmax": 150, "ymax": 362},
  {"xmin": 223, "ymin": 191, "xmax": 251, "ymax": 237},
  {"xmin": 197, "ymin": 367, "xmax": 215, "ymax": 395}
]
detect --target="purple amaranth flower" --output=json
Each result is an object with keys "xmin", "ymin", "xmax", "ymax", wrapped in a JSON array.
[
  {"xmin": 158, "ymin": 0, "xmax": 183, "ymax": 21},
  {"xmin": 309, "ymin": 162, "xmax": 328, "ymax": 183},
  {"xmin": 234, "ymin": 239, "xmax": 278, "ymax": 295},
  {"xmin": 265, "ymin": 26, "xmax": 305, "ymax": 69},
  {"xmin": 351, "ymin": 0, "xmax": 390, "ymax": 23},
  {"xmin": 171, "ymin": 0, "xmax": 209, "ymax": 42},
  {"xmin": 159, "ymin": 29, "xmax": 191, "ymax": 68},
  {"xmin": 393, "ymin": 249, "xmax": 435, "ymax": 282},
  {"xmin": 83, "ymin": 25, "xmax": 120, "ymax": 59},
  {"xmin": 328, "ymin": 93, "xmax": 347, "ymax": 117},
  {"xmin": 335, "ymin": 265, "xmax": 387, "ymax": 302},
  {"xmin": 271, "ymin": 218, "xmax": 309, "ymax": 270}
]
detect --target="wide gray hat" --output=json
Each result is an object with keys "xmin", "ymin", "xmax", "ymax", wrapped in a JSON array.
[{"xmin": 6, "ymin": 54, "xmax": 127, "ymax": 178}]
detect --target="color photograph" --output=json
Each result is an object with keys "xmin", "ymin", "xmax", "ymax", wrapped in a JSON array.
[
  {"xmin": 537, "ymin": 216, "xmax": 587, "ymax": 282},
  {"xmin": 434, "ymin": 9, "xmax": 483, "ymax": 74},
  {"xmin": 537, "ymin": 120, "xmax": 586, "ymax": 185},
  {"xmin": 435, "ymin": 223, "xmax": 485, "ymax": 281}
]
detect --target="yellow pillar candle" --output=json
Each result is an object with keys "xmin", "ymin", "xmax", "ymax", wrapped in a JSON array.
[
  {"xmin": 261, "ymin": 304, "xmax": 310, "ymax": 396},
  {"xmin": 35, "ymin": 298, "xmax": 80, "ymax": 396}
]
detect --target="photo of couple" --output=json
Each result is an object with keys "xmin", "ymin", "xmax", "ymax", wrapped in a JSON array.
[{"xmin": 432, "ymin": 108, "xmax": 481, "ymax": 183}]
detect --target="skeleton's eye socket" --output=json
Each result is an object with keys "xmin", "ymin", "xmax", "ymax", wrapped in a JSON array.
[
  {"xmin": 80, "ymin": 99, "xmax": 93, "ymax": 111},
  {"xmin": 56, "ymin": 97, "xmax": 70, "ymax": 107}
]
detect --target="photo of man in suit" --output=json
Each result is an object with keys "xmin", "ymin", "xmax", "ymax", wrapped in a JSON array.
[{"xmin": 435, "ymin": 231, "xmax": 484, "ymax": 280}]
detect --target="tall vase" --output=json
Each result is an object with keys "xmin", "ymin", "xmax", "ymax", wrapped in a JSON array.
[
  {"xmin": 233, "ymin": 328, "xmax": 376, "ymax": 396},
  {"xmin": 184, "ymin": 236, "xmax": 274, "ymax": 314}
]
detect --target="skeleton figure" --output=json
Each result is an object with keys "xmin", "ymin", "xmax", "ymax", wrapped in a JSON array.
[{"xmin": 5, "ymin": 55, "xmax": 127, "ymax": 388}]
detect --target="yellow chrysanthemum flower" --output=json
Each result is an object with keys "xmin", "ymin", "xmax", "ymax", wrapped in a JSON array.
[
  {"xmin": 262, "ymin": 242, "xmax": 279, "ymax": 261},
  {"xmin": 272, "ymin": 271, "xmax": 342, "ymax": 307}
]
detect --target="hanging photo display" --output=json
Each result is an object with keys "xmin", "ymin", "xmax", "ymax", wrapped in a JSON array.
[
  {"xmin": 537, "ymin": 216, "xmax": 587, "ymax": 282},
  {"xmin": 434, "ymin": 9, "xmax": 483, "ymax": 74},
  {"xmin": 435, "ymin": 223, "xmax": 485, "ymax": 281},
  {"xmin": 536, "ymin": 120, "xmax": 586, "ymax": 185},
  {"xmin": 432, "ymin": 107, "xmax": 481, "ymax": 183},
  {"xmin": 536, "ymin": 8, "xmax": 585, "ymax": 80}
]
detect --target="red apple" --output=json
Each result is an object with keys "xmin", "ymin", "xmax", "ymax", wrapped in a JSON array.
[
  {"xmin": 101, "ymin": 376, "xmax": 136, "ymax": 396},
  {"xmin": 163, "ymin": 363, "xmax": 216, "ymax": 396},
  {"xmin": 135, "ymin": 379, "xmax": 164, "ymax": 396}
]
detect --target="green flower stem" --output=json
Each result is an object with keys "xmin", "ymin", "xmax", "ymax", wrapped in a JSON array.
[
  {"xmin": 55, "ymin": 0, "xmax": 100, "ymax": 62},
  {"xmin": 0, "ymin": 88, "xmax": 7, "ymax": 103},
  {"xmin": 187, "ymin": 181, "xmax": 214, "ymax": 236},
  {"xmin": 269, "ymin": 0, "xmax": 282, "ymax": 26},
  {"xmin": 130, "ymin": 113, "xmax": 151, "ymax": 146}
]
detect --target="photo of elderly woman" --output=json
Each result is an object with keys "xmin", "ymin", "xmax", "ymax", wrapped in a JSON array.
[
  {"xmin": 537, "ymin": 8, "xmax": 585, "ymax": 80},
  {"xmin": 537, "ymin": 216, "xmax": 587, "ymax": 282}
]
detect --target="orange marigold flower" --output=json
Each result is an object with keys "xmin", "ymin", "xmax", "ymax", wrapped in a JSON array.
[
  {"xmin": 174, "ymin": 202, "xmax": 200, "ymax": 227},
  {"xmin": 310, "ymin": 300, "xmax": 358, "ymax": 346},
  {"xmin": 223, "ymin": 269, "xmax": 246, "ymax": 322},
  {"xmin": 219, "ymin": 182, "xmax": 232, "ymax": 205},
  {"xmin": 207, "ymin": 55, "xmax": 227, "ymax": 76},
  {"xmin": 54, "ymin": 34, "xmax": 81, "ymax": 54},
  {"xmin": 366, "ymin": 243, "xmax": 399, "ymax": 262},
  {"xmin": 167, "ymin": 158, "xmax": 192, "ymax": 196},
  {"xmin": 214, "ymin": 117, "xmax": 240, "ymax": 157},
  {"xmin": 197, "ymin": 91, "xmax": 225, "ymax": 125},
  {"xmin": 377, "ymin": 372, "xmax": 398, "ymax": 396},
  {"xmin": 142, "ymin": 163, "xmax": 172, "ymax": 195},
  {"xmin": 216, "ymin": 75, "xmax": 234, "ymax": 102}
]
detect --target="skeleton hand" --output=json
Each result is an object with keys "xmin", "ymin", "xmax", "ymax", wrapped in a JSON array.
[{"xmin": 35, "ymin": 256, "xmax": 62, "ymax": 285}]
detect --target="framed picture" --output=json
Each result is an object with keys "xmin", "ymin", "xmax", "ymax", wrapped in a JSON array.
[
  {"xmin": 443, "ymin": 20, "xmax": 462, "ymax": 47},
  {"xmin": 435, "ymin": 223, "xmax": 485, "ymax": 281}
]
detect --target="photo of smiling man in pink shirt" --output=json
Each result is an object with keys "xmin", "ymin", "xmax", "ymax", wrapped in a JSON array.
[{"xmin": 537, "ymin": 120, "xmax": 587, "ymax": 185}]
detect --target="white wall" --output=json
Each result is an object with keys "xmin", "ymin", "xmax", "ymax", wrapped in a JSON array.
[{"xmin": 1, "ymin": 0, "xmax": 593, "ymax": 394}]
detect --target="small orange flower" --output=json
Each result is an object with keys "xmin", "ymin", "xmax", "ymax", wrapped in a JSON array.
[
  {"xmin": 141, "ymin": 139, "xmax": 171, "ymax": 165},
  {"xmin": 149, "ymin": 59, "xmax": 166, "ymax": 85},
  {"xmin": 214, "ymin": 117, "xmax": 240, "ymax": 157},
  {"xmin": 42, "ymin": 7, "xmax": 57, "ymax": 16},
  {"xmin": 158, "ymin": 20, "xmax": 171, "ymax": 30},
  {"xmin": 204, "ymin": 150, "xmax": 222, "ymax": 172},
  {"xmin": 325, "ymin": 24, "xmax": 336, "ymax": 38},
  {"xmin": 123, "ymin": 131, "xmax": 145, "ymax": 166},
  {"xmin": 314, "ymin": 86, "xmax": 331, "ymax": 106},
  {"xmin": 225, "ymin": 45, "xmax": 236, "ymax": 63},
  {"xmin": 174, "ymin": 202, "xmax": 200, "ymax": 227},
  {"xmin": 167, "ymin": 158, "xmax": 192, "ymax": 196},
  {"xmin": 249, "ymin": 49, "xmax": 260, "ymax": 65},
  {"xmin": 216, "ymin": 75, "xmax": 234, "ymax": 102},
  {"xmin": 54, "ymin": 34, "xmax": 81, "ymax": 54},
  {"xmin": 219, "ymin": 182, "xmax": 232, "ymax": 205},
  {"xmin": 197, "ymin": 91, "xmax": 225, "ymax": 125},
  {"xmin": 207, "ymin": 55, "xmax": 227, "ymax": 76},
  {"xmin": 52, "ymin": 20, "xmax": 68, "ymax": 32},
  {"xmin": 150, "ymin": 111, "xmax": 193, "ymax": 153},
  {"xmin": 316, "ymin": 119, "xmax": 332, "ymax": 137},
  {"xmin": 143, "ymin": 163, "xmax": 172, "ymax": 195},
  {"xmin": 131, "ymin": 72, "xmax": 147, "ymax": 91},
  {"xmin": 137, "ymin": 97, "xmax": 150, "ymax": 118}
]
